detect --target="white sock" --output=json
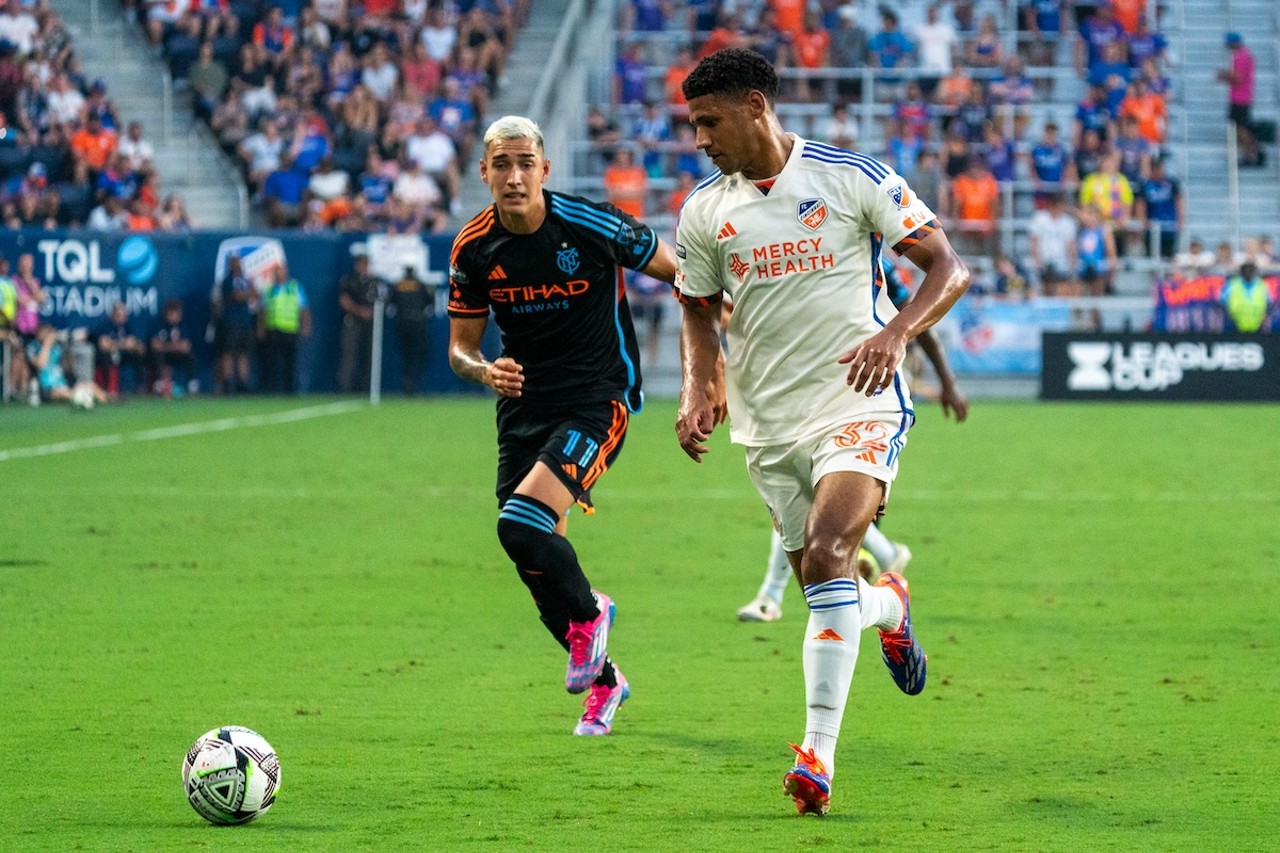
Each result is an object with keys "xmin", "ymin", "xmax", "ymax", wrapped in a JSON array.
[
  {"xmin": 759, "ymin": 529, "xmax": 792, "ymax": 604},
  {"xmin": 862, "ymin": 523, "xmax": 897, "ymax": 568},
  {"xmin": 799, "ymin": 577, "xmax": 862, "ymax": 777},
  {"xmin": 856, "ymin": 576, "xmax": 903, "ymax": 631}
]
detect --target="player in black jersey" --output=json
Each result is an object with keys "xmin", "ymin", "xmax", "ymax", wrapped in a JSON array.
[{"xmin": 448, "ymin": 115, "xmax": 681, "ymax": 737}]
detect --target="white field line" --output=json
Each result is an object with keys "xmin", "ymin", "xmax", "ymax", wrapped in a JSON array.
[{"xmin": 0, "ymin": 401, "xmax": 363, "ymax": 463}]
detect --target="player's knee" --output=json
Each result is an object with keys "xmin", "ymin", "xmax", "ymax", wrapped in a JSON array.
[
  {"xmin": 496, "ymin": 495, "xmax": 560, "ymax": 563},
  {"xmin": 802, "ymin": 534, "xmax": 858, "ymax": 579}
]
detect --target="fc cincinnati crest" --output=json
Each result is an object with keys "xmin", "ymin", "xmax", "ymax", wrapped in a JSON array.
[
  {"xmin": 556, "ymin": 246, "xmax": 581, "ymax": 274},
  {"xmin": 797, "ymin": 198, "xmax": 827, "ymax": 230},
  {"xmin": 887, "ymin": 183, "xmax": 912, "ymax": 209}
]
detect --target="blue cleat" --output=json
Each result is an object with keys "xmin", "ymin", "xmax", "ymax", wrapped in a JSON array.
[{"xmin": 875, "ymin": 571, "xmax": 927, "ymax": 695}]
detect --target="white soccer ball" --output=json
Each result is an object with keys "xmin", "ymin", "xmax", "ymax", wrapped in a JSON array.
[
  {"xmin": 70, "ymin": 384, "xmax": 95, "ymax": 410},
  {"xmin": 181, "ymin": 726, "xmax": 281, "ymax": 825}
]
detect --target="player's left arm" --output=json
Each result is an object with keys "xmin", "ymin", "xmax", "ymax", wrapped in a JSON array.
[
  {"xmin": 915, "ymin": 325, "xmax": 968, "ymax": 422},
  {"xmin": 839, "ymin": 229, "xmax": 970, "ymax": 394}
]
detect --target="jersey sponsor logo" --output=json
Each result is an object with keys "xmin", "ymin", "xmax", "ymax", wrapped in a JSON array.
[
  {"xmin": 716, "ymin": 221, "xmax": 738, "ymax": 240},
  {"xmin": 728, "ymin": 252, "xmax": 750, "ymax": 283},
  {"xmin": 887, "ymin": 184, "xmax": 912, "ymax": 209},
  {"xmin": 796, "ymin": 198, "xmax": 828, "ymax": 230},
  {"xmin": 675, "ymin": 241, "xmax": 686, "ymax": 259},
  {"xmin": 489, "ymin": 279, "xmax": 590, "ymax": 313},
  {"xmin": 487, "ymin": 264, "xmax": 508, "ymax": 280},
  {"xmin": 902, "ymin": 213, "xmax": 923, "ymax": 230},
  {"xmin": 556, "ymin": 247, "xmax": 581, "ymax": 275},
  {"xmin": 749, "ymin": 237, "xmax": 836, "ymax": 280}
]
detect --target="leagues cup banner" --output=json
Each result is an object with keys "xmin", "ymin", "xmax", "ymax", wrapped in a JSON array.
[{"xmin": 1041, "ymin": 333, "xmax": 1280, "ymax": 401}]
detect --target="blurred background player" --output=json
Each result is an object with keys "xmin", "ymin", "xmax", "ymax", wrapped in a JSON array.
[{"xmin": 737, "ymin": 257, "xmax": 970, "ymax": 623}]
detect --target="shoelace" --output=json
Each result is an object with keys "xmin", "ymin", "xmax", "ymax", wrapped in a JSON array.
[
  {"xmin": 580, "ymin": 684, "xmax": 611, "ymax": 722},
  {"xmin": 565, "ymin": 621, "xmax": 594, "ymax": 666},
  {"xmin": 880, "ymin": 627, "xmax": 912, "ymax": 664},
  {"xmin": 788, "ymin": 743, "xmax": 827, "ymax": 776}
]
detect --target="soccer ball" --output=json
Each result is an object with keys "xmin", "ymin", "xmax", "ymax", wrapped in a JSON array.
[
  {"xmin": 181, "ymin": 726, "xmax": 281, "ymax": 825},
  {"xmin": 70, "ymin": 384, "xmax": 95, "ymax": 410}
]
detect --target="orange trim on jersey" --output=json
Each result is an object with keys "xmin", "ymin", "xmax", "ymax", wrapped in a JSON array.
[
  {"xmin": 674, "ymin": 289, "xmax": 722, "ymax": 307},
  {"xmin": 447, "ymin": 305, "xmax": 490, "ymax": 316},
  {"xmin": 893, "ymin": 219, "xmax": 941, "ymax": 253},
  {"xmin": 450, "ymin": 207, "xmax": 496, "ymax": 266},
  {"xmin": 581, "ymin": 401, "xmax": 628, "ymax": 491}
]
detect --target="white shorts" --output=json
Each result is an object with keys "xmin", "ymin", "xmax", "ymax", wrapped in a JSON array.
[{"xmin": 744, "ymin": 411, "xmax": 913, "ymax": 552}]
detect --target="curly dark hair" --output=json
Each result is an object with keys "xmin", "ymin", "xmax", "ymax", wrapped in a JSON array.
[{"xmin": 681, "ymin": 48, "xmax": 779, "ymax": 104}]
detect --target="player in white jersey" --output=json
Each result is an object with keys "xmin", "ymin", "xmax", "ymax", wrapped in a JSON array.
[{"xmin": 673, "ymin": 49, "xmax": 969, "ymax": 816}]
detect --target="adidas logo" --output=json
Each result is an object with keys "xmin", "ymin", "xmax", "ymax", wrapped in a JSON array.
[
  {"xmin": 487, "ymin": 265, "xmax": 508, "ymax": 280},
  {"xmin": 812, "ymin": 628, "xmax": 845, "ymax": 642},
  {"xmin": 716, "ymin": 222, "xmax": 737, "ymax": 240}
]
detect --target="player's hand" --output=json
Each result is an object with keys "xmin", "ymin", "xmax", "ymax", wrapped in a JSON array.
[
  {"xmin": 837, "ymin": 328, "xmax": 907, "ymax": 396},
  {"xmin": 706, "ymin": 358, "xmax": 728, "ymax": 426},
  {"xmin": 487, "ymin": 357, "xmax": 524, "ymax": 397},
  {"xmin": 939, "ymin": 380, "xmax": 969, "ymax": 422},
  {"xmin": 675, "ymin": 394, "xmax": 717, "ymax": 463}
]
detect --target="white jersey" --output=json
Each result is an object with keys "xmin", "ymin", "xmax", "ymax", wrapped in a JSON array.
[{"xmin": 675, "ymin": 135, "xmax": 939, "ymax": 447}]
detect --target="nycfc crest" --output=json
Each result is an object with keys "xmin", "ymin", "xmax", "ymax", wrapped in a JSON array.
[
  {"xmin": 557, "ymin": 247, "xmax": 581, "ymax": 274},
  {"xmin": 797, "ymin": 198, "xmax": 827, "ymax": 230}
]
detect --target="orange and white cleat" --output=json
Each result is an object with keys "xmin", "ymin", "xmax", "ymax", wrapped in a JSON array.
[{"xmin": 782, "ymin": 743, "xmax": 831, "ymax": 816}]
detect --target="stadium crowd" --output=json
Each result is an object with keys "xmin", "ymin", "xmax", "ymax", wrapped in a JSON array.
[
  {"xmin": 589, "ymin": 0, "xmax": 1216, "ymax": 297},
  {"xmin": 0, "ymin": 0, "xmax": 191, "ymax": 230},
  {"xmin": 132, "ymin": 0, "xmax": 530, "ymax": 229}
]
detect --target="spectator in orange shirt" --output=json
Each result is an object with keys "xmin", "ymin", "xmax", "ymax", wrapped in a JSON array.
[
  {"xmin": 771, "ymin": 0, "xmax": 806, "ymax": 38},
  {"xmin": 790, "ymin": 12, "xmax": 831, "ymax": 101},
  {"xmin": 1117, "ymin": 77, "xmax": 1166, "ymax": 144},
  {"xmin": 947, "ymin": 156, "xmax": 1001, "ymax": 257},
  {"xmin": 70, "ymin": 114, "xmax": 118, "ymax": 183},
  {"xmin": 603, "ymin": 147, "xmax": 648, "ymax": 219},
  {"xmin": 126, "ymin": 198, "xmax": 158, "ymax": 232},
  {"xmin": 668, "ymin": 170, "xmax": 696, "ymax": 217},
  {"xmin": 664, "ymin": 46, "xmax": 697, "ymax": 120},
  {"xmin": 1109, "ymin": 0, "xmax": 1145, "ymax": 34}
]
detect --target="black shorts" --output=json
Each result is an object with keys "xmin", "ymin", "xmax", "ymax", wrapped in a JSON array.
[
  {"xmin": 1229, "ymin": 103, "xmax": 1252, "ymax": 127},
  {"xmin": 495, "ymin": 397, "xmax": 629, "ymax": 509},
  {"xmin": 222, "ymin": 324, "xmax": 255, "ymax": 355}
]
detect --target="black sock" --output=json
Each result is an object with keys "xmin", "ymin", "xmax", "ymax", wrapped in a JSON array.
[{"xmin": 498, "ymin": 494, "xmax": 598, "ymax": 624}]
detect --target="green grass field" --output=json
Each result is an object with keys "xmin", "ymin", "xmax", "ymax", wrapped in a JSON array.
[{"xmin": 2, "ymin": 396, "xmax": 1278, "ymax": 851}]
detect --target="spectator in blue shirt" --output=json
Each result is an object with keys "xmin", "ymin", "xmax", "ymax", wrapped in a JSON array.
[
  {"xmin": 614, "ymin": 42, "xmax": 648, "ymax": 105},
  {"xmin": 263, "ymin": 152, "xmax": 309, "ymax": 227},
  {"xmin": 1136, "ymin": 157, "xmax": 1182, "ymax": 259},
  {"xmin": 869, "ymin": 10, "xmax": 915, "ymax": 88},
  {"xmin": 1125, "ymin": 17, "xmax": 1167, "ymax": 70},
  {"xmin": 1074, "ymin": 83, "xmax": 1113, "ymax": 146},
  {"xmin": 1026, "ymin": 120, "xmax": 1071, "ymax": 202},
  {"xmin": 1076, "ymin": 2, "xmax": 1125, "ymax": 78}
]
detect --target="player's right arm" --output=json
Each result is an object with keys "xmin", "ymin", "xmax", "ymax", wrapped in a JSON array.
[
  {"xmin": 448, "ymin": 315, "xmax": 523, "ymax": 397},
  {"xmin": 673, "ymin": 197, "xmax": 725, "ymax": 460},
  {"xmin": 676, "ymin": 296, "xmax": 722, "ymax": 461}
]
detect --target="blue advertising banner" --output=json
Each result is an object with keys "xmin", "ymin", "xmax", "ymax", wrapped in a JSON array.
[
  {"xmin": 936, "ymin": 296, "xmax": 1075, "ymax": 374},
  {"xmin": 0, "ymin": 228, "xmax": 491, "ymax": 395}
]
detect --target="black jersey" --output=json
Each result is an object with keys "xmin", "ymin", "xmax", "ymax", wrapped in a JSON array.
[{"xmin": 448, "ymin": 190, "xmax": 659, "ymax": 411}]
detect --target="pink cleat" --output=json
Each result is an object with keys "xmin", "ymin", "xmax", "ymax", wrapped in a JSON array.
[
  {"xmin": 564, "ymin": 592, "xmax": 614, "ymax": 694},
  {"xmin": 573, "ymin": 669, "xmax": 630, "ymax": 736}
]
